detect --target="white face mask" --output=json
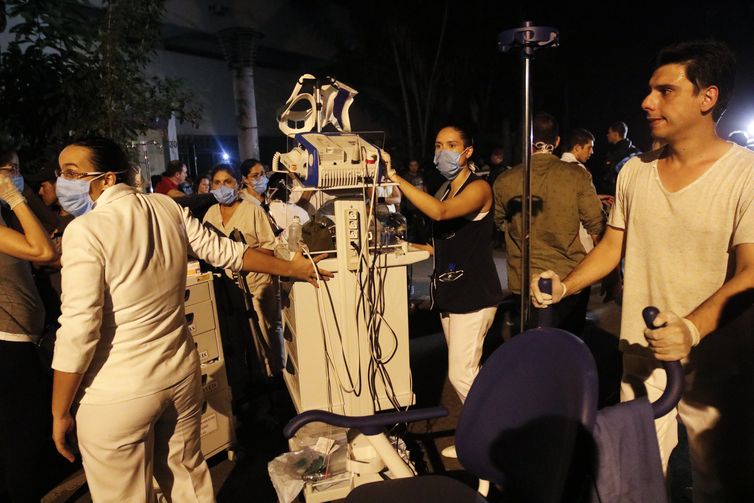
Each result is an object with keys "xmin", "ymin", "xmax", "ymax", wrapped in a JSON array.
[
  {"xmin": 533, "ymin": 141, "xmax": 555, "ymax": 153},
  {"xmin": 433, "ymin": 149, "xmax": 466, "ymax": 180},
  {"xmin": 211, "ymin": 185, "xmax": 238, "ymax": 205},
  {"xmin": 55, "ymin": 174, "xmax": 106, "ymax": 217}
]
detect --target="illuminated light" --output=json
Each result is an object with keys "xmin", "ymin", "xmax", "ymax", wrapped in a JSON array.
[
  {"xmin": 747, "ymin": 120, "xmax": 754, "ymax": 136},
  {"xmin": 221, "ymin": 152, "xmax": 230, "ymax": 161}
]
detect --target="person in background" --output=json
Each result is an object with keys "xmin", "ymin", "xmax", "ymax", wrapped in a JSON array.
[
  {"xmin": 154, "ymin": 159, "xmax": 188, "ymax": 198},
  {"xmin": 484, "ymin": 146, "xmax": 509, "ymax": 185},
  {"xmin": 561, "ymin": 127, "xmax": 600, "ymax": 255},
  {"xmin": 202, "ymin": 164, "xmax": 284, "ymax": 378},
  {"xmin": 50, "ymin": 137, "xmax": 329, "ymax": 502},
  {"xmin": 402, "ymin": 159, "xmax": 428, "ymax": 244},
  {"xmin": 0, "ymin": 156, "xmax": 58, "ymax": 502},
  {"xmin": 194, "ymin": 174, "xmax": 211, "ymax": 195},
  {"xmin": 495, "ymin": 113, "xmax": 604, "ymax": 336},
  {"xmin": 179, "ymin": 178, "xmax": 194, "ymax": 196},
  {"xmin": 602, "ymin": 121, "xmax": 641, "ymax": 195},
  {"xmin": 35, "ymin": 163, "xmax": 69, "ymax": 218},
  {"xmin": 561, "ymin": 128, "xmax": 595, "ymax": 170},
  {"xmin": 561, "ymin": 127, "xmax": 621, "ymax": 302},
  {"xmin": 403, "ymin": 159, "xmax": 425, "ymax": 190},
  {"xmin": 239, "ymin": 158, "xmax": 268, "ymax": 207}
]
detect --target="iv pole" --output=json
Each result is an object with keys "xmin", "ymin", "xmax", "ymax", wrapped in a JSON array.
[
  {"xmin": 498, "ymin": 21, "xmax": 559, "ymax": 332},
  {"xmin": 127, "ymin": 139, "xmax": 163, "ymax": 193}
]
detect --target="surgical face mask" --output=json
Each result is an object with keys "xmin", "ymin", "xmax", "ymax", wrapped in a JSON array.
[
  {"xmin": 12, "ymin": 175, "xmax": 24, "ymax": 193},
  {"xmin": 433, "ymin": 149, "xmax": 465, "ymax": 180},
  {"xmin": 211, "ymin": 185, "xmax": 237, "ymax": 205},
  {"xmin": 251, "ymin": 176, "xmax": 268, "ymax": 195},
  {"xmin": 56, "ymin": 176, "xmax": 100, "ymax": 217}
]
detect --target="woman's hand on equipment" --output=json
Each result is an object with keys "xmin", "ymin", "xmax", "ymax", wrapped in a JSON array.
[
  {"xmin": 530, "ymin": 270, "xmax": 566, "ymax": 307},
  {"xmin": 409, "ymin": 242, "xmax": 434, "ymax": 255},
  {"xmin": 52, "ymin": 411, "xmax": 77, "ymax": 462},
  {"xmin": 290, "ymin": 251, "xmax": 333, "ymax": 287}
]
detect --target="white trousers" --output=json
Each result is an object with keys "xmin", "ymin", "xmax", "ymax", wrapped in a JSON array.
[
  {"xmin": 440, "ymin": 306, "xmax": 498, "ymax": 403},
  {"xmin": 621, "ymin": 350, "xmax": 754, "ymax": 503},
  {"xmin": 75, "ymin": 369, "xmax": 215, "ymax": 503}
]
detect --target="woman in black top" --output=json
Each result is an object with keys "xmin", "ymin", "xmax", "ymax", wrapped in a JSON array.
[{"xmin": 386, "ymin": 125, "xmax": 504, "ymax": 404}]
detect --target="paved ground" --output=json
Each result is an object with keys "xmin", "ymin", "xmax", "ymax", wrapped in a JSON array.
[{"xmin": 40, "ymin": 249, "xmax": 693, "ymax": 503}]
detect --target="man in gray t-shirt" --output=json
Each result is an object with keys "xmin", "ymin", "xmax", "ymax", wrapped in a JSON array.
[{"xmin": 532, "ymin": 40, "xmax": 754, "ymax": 502}]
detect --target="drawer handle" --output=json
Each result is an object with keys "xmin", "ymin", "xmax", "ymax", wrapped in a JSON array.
[
  {"xmin": 185, "ymin": 313, "xmax": 195, "ymax": 333},
  {"xmin": 185, "ymin": 289, "xmax": 191, "ymax": 301},
  {"xmin": 285, "ymin": 356, "xmax": 296, "ymax": 375}
]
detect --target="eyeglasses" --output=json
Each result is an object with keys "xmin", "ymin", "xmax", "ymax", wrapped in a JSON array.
[
  {"xmin": 55, "ymin": 168, "xmax": 105, "ymax": 180},
  {"xmin": 0, "ymin": 163, "xmax": 20, "ymax": 176}
]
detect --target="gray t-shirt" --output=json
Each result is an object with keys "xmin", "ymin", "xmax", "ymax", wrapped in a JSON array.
[
  {"xmin": 608, "ymin": 144, "xmax": 754, "ymax": 354},
  {"xmin": 0, "ymin": 213, "xmax": 44, "ymax": 339}
]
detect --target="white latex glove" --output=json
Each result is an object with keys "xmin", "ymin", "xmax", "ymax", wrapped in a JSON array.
[
  {"xmin": 530, "ymin": 270, "xmax": 566, "ymax": 307},
  {"xmin": 644, "ymin": 311, "xmax": 700, "ymax": 361},
  {"xmin": 0, "ymin": 172, "xmax": 26, "ymax": 209}
]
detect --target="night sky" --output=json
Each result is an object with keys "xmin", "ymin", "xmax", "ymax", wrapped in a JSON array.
[{"xmin": 315, "ymin": 0, "xmax": 754, "ymax": 167}]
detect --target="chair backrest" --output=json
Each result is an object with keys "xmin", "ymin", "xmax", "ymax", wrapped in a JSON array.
[{"xmin": 456, "ymin": 328, "xmax": 599, "ymax": 502}]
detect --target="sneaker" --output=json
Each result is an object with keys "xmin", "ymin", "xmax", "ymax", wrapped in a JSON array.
[{"xmin": 441, "ymin": 445, "xmax": 457, "ymax": 458}]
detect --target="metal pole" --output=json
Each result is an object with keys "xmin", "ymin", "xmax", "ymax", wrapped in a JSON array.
[
  {"xmin": 520, "ymin": 52, "xmax": 532, "ymax": 331},
  {"xmin": 498, "ymin": 21, "xmax": 559, "ymax": 332}
]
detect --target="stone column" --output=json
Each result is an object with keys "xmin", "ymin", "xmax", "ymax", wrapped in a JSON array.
[{"xmin": 217, "ymin": 27, "xmax": 262, "ymax": 161}]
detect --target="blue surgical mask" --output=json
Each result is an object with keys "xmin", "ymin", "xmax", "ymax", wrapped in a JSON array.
[
  {"xmin": 252, "ymin": 176, "xmax": 268, "ymax": 195},
  {"xmin": 55, "ymin": 176, "xmax": 98, "ymax": 217},
  {"xmin": 11, "ymin": 175, "xmax": 24, "ymax": 193},
  {"xmin": 433, "ymin": 149, "xmax": 465, "ymax": 180},
  {"xmin": 211, "ymin": 186, "xmax": 237, "ymax": 205}
]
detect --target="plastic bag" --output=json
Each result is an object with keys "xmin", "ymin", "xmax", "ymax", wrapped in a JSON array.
[{"xmin": 268, "ymin": 447, "xmax": 327, "ymax": 503}]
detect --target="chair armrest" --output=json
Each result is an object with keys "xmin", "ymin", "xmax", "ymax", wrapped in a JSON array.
[
  {"xmin": 642, "ymin": 307, "xmax": 684, "ymax": 418},
  {"xmin": 652, "ymin": 361, "xmax": 683, "ymax": 418},
  {"xmin": 284, "ymin": 406, "xmax": 448, "ymax": 438}
]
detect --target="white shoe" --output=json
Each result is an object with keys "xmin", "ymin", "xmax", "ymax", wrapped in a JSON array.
[{"xmin": 441, "ymin": 445, "xmax": 457, "ymax": 458}]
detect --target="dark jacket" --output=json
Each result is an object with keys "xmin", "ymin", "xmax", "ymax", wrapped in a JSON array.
[
  {"xmin": 493, "ymin": 154, "xmax": 605, "ymax": 294},
  {"xmin": 602, "ymin": 139, "xmax": 640, "ymax": 195}
]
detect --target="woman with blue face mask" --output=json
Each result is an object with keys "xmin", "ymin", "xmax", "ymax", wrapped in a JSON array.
[
  {"xmin": 50, "ymin": 139, "xmax": 331, "ymax": 501},
  {"xmin": 239, "ymin": 158, "xmax": 269, "ymax": 207},
  {"xmin": 202, "ymin": 164, "xmax": 284, "ymax": 379},
  {"xmin": 385, "ymin": 125, "xmax": 505, "ymax": 455}
]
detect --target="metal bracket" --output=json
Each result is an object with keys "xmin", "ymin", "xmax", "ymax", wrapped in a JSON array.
[{"xmin": 498, "ymin": 21, "xmax": 559, "ymax": 56}]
